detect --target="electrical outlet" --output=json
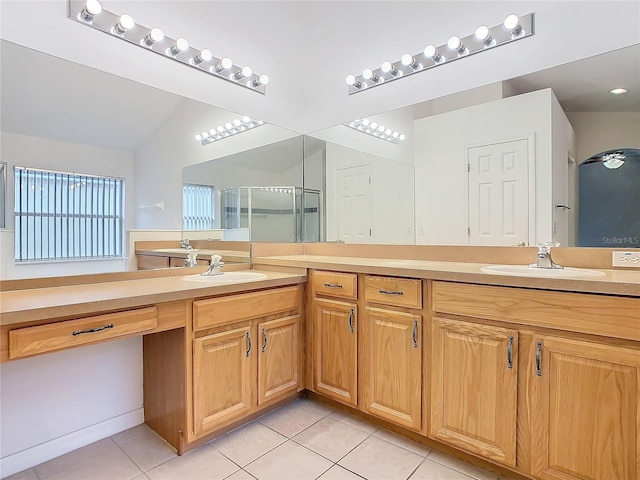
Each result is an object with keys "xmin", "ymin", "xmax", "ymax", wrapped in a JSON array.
[{"xmin": 612, "ymin": 251, "xmax": 640, "ymax": 268}]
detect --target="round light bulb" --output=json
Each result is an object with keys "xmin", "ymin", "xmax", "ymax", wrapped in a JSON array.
[
  {"xmin": 475, "ymin": 25, "xmax": 490, "ymax": 41},
  {"xmin": 175, "ymin": 37, "xmax": 189, "ymax": 51},
  {"xmin": 197, "ymin": 48, "xmax": 212, "ymax": 62},
  {"xmin": 399, "ymin": 134, "xmax": 406, "ymax": 141},
  {"xmin": 447, "ymin": 36, "xmax": 461, "ymax": 50},
  {"xmin": 225, "ymin": 122, "xmax": 233, "ymax": 130},
  {"xmin": 370, "ymin": 122, "xmax": 378, "ymax": 130},
  {"xmin": 381, "ymin": 61, "xmax": 392, "ymax": 73},
  {"xmin": 242, "ymin": 116, "xmax": 251, "ymax": 123},
  {"xmin": 392, "ymin": 131, "xmax": 399, "ymax": 138},
  {"xmin": 385, "ymin": 129, "xmax": 392, "ymax": 135},
  {"xmin": 401, "ymin": 53, "xmax": 414, "ymax": 66},
  {"xmin": 424, "ymin": 45, "xmax": 437, "ymax": 58},
  {"xmin": 117, "ymin": 14, "xmax": 134, "ymax": 32},
  {"xmin": 362, "ymin": 119, "xmax": 370, "ymax": 126},
  {"xmin": 363, "ymin": 68, "xmax": 374, "ymax": 80},
  {"xmin": 209, "ymin": 129, "xmax": 216, "ymax": 136},
  {"xmin": 233, "ymin": 119, "xmax": 242, "ymax": 127},
  {"xmin": 202, "ymin": 131, "xmax": 210, "ymax": 139},
  {"xmin": 217, "ymin": 126, "xmax": 225, "ymax": 133},
  {"xmin": 504, "ymin": 14, "xmax": 520, "ymax": 31},
  {"xmin": 377, "ymin": 125, "xmax": 385, "ymax": 133},
  {"xmin": 241, "ymin": 66, "xmax": 252, "ymax": 78},
  {"xmin": 195, "ymin": 134, "xmax": 202, "ymax": 142},
  {"xmin": 345, "ymin": 74, "xmax": 356, "ymax": 86},
  {"xmin": 258, "ymin": 74, "xmax": 270, "ymax": 85},
  {"xmin": 85, "ymin": 0, "xmax": 102, "ymax": 15},
  {"xmin": 145, "ymin": 27, "xmax": 164, "ymax": 44}
]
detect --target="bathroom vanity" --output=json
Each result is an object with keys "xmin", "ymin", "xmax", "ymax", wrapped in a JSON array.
[{"xmin": 1, "ymin": 249, "xmax": 638, "ymax": 480}]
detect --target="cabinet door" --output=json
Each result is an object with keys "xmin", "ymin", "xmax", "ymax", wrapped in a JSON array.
[
  {"xmin": 193, "ymin": 325, "xmax": 254, "ymax": 436},
  {"xmin": 362, "ymin": 307, "xmax": 421, "ymax": 430},
  {"xmin": 314, "ymin": 298, "xmax": 358, "ymax": 406},
  {"xmin": 531, "ymin": 336, "xmax": 640, "ymax": 480},
  {"xmin": 258, "ymin": 315, "xmax": 300, "ymax": 405},
  {"xmin": 430, "ymin": 317, "xmax": 518, "ymax": 467}
]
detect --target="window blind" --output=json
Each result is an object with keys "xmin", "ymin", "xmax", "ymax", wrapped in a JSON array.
[{"xmin": 183, "ymin": 184, "xmax": 214, "ymax": 230}]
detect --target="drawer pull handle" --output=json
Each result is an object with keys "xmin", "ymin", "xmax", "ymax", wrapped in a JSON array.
[
  {"xmin": 507, "ymin": 335, "xmax": 514, "ymax": 369},
  {"xmin": 535, "ymin": 340, "xmax": 543, "ymax": 376},
  {"xmin": 72, "ymin": 324, "xmax": 114, "ymax": 336},
  {"xmin": 412, "ymin": 319, "xmax": 418, "ymax": 348},
  {"xmin": 348, "ymin": 308, "xmax": 354, "ymax": 333},
  {"xmin": 379, "ymin": 289, "xmax": 404, "ymax": 296},
  {"xmin": 246, "ymin": 331, "xmax": 252, "ymax": 357},
  {"xmin": 323, "ymin": 282, "xmax": 343, "ymax": 289},
  {"xmin": 262, "ymin": 328, "xmax": 268, "ymax": 352}
]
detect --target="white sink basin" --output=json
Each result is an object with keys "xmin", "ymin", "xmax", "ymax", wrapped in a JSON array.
[
  {"xmin": 481, "ymin": 265, "xmax": 605, "ymax": 279},
  {"xmin": 182, "ymin": 271, "xmax": 268, "ymax": 283},
  {"xmin": 153, "ymin": 248, "xmax": 199, "ymax": 254}
]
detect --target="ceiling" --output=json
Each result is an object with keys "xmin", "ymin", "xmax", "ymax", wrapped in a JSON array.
[{"xmin": 1, "ymin": 39, "xmax": 638, "ymax": 152}]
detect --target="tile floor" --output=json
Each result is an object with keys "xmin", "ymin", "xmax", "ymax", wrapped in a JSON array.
[{"xmin": 7, "ymin": 398, "xmax": 510, "ymax": 480}]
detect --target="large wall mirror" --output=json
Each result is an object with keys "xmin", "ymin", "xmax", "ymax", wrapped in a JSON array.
[{"xmin": 303, "ymin": 44, "xmax": 639, "ymax": 248}]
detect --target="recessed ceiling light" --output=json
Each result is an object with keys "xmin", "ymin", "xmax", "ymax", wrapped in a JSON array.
[{"xmin": 610, "ymin": 88, "xmax": 629, "ymax": 95}]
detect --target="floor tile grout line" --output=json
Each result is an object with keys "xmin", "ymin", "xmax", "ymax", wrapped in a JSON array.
[
  {"xmin": 111, "ymin": 435, "xmax": 164, "ymax": 475},
  {"xmin": 405, "ymin": 456, "xmax": 429, "ymax": 480},
  {"xmin": 426, "ymin": 452, "xmax": 496, "ymax": 480}
]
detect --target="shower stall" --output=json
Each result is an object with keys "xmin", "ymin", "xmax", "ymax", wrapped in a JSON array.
[{"xmin": 221, "ymin": 186, "xmax": 322, "ymax": 242}]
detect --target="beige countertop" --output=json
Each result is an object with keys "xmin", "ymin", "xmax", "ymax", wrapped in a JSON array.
[
  {"xmin": 136, "ymin": 248, "xmax": 250, "ymax": 263},
  {"xmin": 253, "ymin": 255, "xmax": 640, "ymax": 296},
  {"xmin": 0, "ymin": 270, "xmax": 306, "ymax": 326}
]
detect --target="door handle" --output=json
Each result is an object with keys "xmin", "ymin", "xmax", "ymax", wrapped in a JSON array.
[
  {"xmin": 72, "ymin": 324, "xmax": 114, "ymax": 336},
  {"xmin": 348, "ymin": 308, "xmax": 354, "ymax": 333},
  {"xmin": 246, "ymin": 331, "xmax": 252, "ymax": 357},
  {"xmin": 535, "ymin": 340, "xmax": 543, "ymax": 376},
  {"xmin": 323, "ymin": 283, "xmax": 343, "ymax": 289},
  {"xmin": 261, "ymin": 328, "xmax": 267, "ymax": 352},
  {"xmin": 379, "ymin": 289, "xmax": 404, "ymax": 296},
  {"xmin": 412, "ymin": 319, "xmax": 418, "ymax": 348},
  {"xmin": 507, "ymin": 335, "xmax": 514, "ymax": 369}
]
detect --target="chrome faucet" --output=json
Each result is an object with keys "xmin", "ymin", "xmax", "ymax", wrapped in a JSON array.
[
  {"xmin": 530, "ymin": 242, "xmax": 563, "ymax": 269},
  {"xmin": 201, "ymin": 255, "xmax": 224, "ymax": 276},
  {"xmin": 184, "ymin": 251, "xmax": 198, "ymax": 267},
  {"xmin": 180, "ymin": 239, "xmax": 192, "ymax": 250}
]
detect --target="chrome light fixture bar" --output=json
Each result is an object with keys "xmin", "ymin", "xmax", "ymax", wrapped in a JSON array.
[
  {"xmin": 195, "ymin": 116, "xmax": 265, "ymax": 145},
  {"xmin": 346, "ymin": 13, "xmax": 534, "ymax": 95},
  {"xmin": 68, "ymin": 0, "xmax": 269, "ymax": 94},
  {"xmin": 344, "ymin": 118, "xmax": 405, "ymax": 144}
]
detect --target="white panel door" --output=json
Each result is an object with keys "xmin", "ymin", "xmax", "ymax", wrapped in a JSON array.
[
  {"xmin": 336, "ymin": 165, "xmax": 373, "ymax": 243},
  {"xmin": 467, "ymin": 139, "xmax": 529, "ymax": 245}
]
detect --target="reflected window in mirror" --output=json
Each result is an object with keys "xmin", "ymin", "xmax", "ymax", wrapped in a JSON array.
[{"xmin": 183, "ymin": 183, "xmax": 215, "ymax": 231}]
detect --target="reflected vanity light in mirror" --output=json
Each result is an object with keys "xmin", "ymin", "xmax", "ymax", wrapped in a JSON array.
[
  {"xmin": 67, "ymin": 0, "xmax": 269, "ymax": 93},
  {"xmin": 345, "ymin": 12, "xmax": 534, "ymax": 94},
  {"xmin": 344, "ymin": 118, "xmax": 405, "ymax": 144},
  {"xmin": 195, "ymin": 116, "xmax": 265, "ymax": 145}
]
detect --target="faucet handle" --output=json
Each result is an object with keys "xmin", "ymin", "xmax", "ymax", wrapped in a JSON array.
[
  {"xmin": 537, "ymin": 241, "xmax": 560, "ymax": 253},
  {"xmin": 211, "ymin": 254, "xmax": 222, "ymax": 264}
]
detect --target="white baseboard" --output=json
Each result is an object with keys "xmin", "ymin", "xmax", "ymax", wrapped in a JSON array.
[{"xmin": 0, "ymin": 408, "xmax": 144, "ymax": 479}]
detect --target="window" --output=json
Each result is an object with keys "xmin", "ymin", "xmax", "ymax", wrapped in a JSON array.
[
  {"xmin": 183, "ymin": 184, "xmax": 215, "ymax": 230},
  {"xmin": 14, "ymin": 167, "xmax": 124, "ymax": 262}
]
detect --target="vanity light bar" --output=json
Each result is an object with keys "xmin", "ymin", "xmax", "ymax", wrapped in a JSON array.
[
  {"xmin": 344, "ymin": 118, "xmax": 406, "ymax": 144},
  {"xmin": 195, "ymin": 116, "xmax": 265, "ymax": 145},
  {"xmin": 68, "ymin": 0, "xmax": 269, "ymax": 94},
  {"xmin": 345, "ymin": 12, "xmax": 534, "ymax": 95}
]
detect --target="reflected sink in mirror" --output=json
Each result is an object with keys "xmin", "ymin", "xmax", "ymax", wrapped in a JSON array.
[
  {"xmin": 182, "ymin": 271, "xmax": 268, "ymax": 283},
  {"xmin": 481, "ymin": 265, "xmax": 605, "ymax": 278}
]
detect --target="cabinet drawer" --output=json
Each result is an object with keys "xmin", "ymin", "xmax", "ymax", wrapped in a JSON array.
[
  {"xmin": 9, "ymin": 307, "xmax": 158, "ymax": 359},
  {"xmin": 194, "ymin": 286, "xmax": 301, "ymax": 331},
  {"xmin": 432, "ymin": 281, "xmax": 640, "ymax": 341},
  {"xmin": 311, "ymin": 271, "xmax": 357, "ymax": 299},
  {"xmin": 365, "ymin": 276, "xmax": 422, "ymax": 309}
]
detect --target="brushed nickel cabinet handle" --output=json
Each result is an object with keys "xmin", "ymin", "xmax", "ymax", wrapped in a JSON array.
[
  {"xmin": 323, "ymin": 282, "xmax": 343, "ymax": 288},
  {"xmin": 412, "ymin": 319, "xmax": 418, "ymax": 348},
  {"xmin": 507, "ymin": 335, "xmax": 514, "ymax": 369},
  {"xmin": 536, "ymin": 340, "xmax": 543, "ymax": 376},
  {"xmin": 73, "ymin": 324, "xmax": 114, "ymax": 336},
  {"xmin": 246, "ymin": 331, "xmax": 252, "ymax": 357},
  {"xmin": 261, "ymin": 328, "xmax": 267, "ymax": 352},
  {"xmin": 348, "ymin": 308, "xmax": 354, "ymax": 333},
  {"xmin": 379, "ymin": 289, "xmax": 404, "ymax": 296}
]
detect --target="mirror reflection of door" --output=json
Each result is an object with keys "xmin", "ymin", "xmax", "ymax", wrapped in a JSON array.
[
  {"xmin": 467, "ymin": 139, "xmax": 529, "ymax": 246},
  {"xmin": 336, "ymin": 165, "xmax": 373, "ymax": 243}
]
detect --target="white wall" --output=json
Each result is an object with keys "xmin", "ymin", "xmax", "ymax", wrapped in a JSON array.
[
  {"xmin": 414, "ymin": 89, "xmax": 559, "ymax": 245},
  {"xmin": 0, "ymin": 131, "xmax": 135, "ymax": 279},
  {"xmin": 325, "ymin": 143, "xmax": 415, "ymax": 244}
]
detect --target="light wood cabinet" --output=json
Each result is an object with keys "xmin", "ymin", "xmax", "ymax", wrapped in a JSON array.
[
  {"xmin": 313, "ymin": 298, "xmax": 358, "ymax": 406},
  {"xmin": 362, "ymin": 306, "xmax": 422, "ymax": 430},
  {"xmin": 193, "ymin": 324, "xmax": 254, "ymax": 436},
  {"xmin": 429, "ymin": 316, "xmax": 518, "ymax": 467},
  {"xmin": 258, "ymin": 315, "xmax": 300, "ymax": 405},
  {"xmin": 530, "ymin": 335, "xmax": 640, "ymax": 480}
]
